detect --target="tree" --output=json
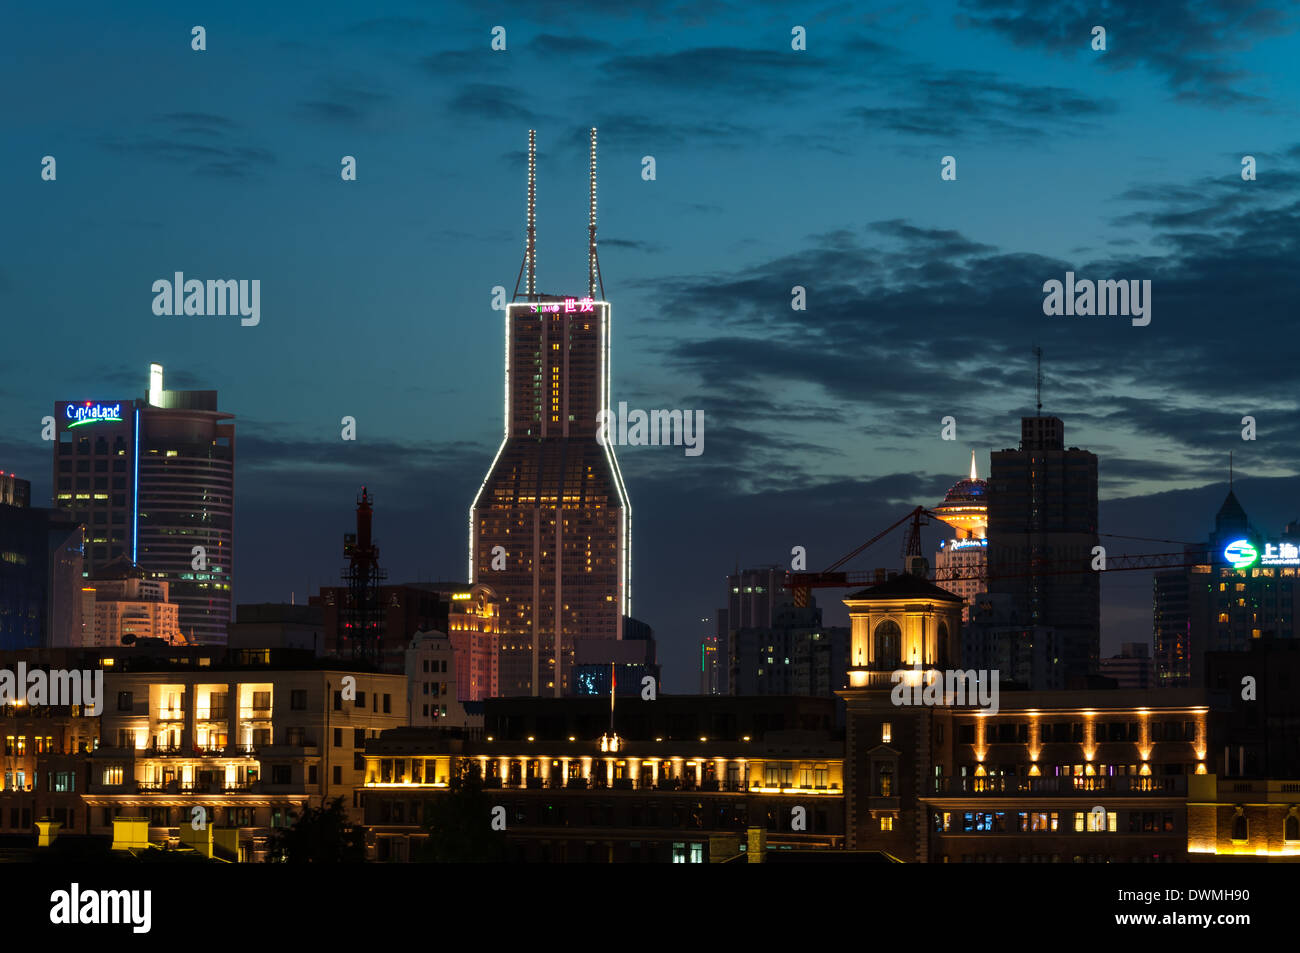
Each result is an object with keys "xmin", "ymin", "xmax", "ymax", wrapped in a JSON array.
[
  {"xmin": 418, "ymin": 762, "xmax": 507, "ymax": 862},
  {"xmin": 267, "ymin": 797, "xmax": 365, "ymax": 863}
]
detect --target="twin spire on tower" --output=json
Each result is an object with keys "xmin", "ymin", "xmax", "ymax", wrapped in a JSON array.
[{"xmin": 513, "ymin": 127, "xmax": 604, "ymax": 302}]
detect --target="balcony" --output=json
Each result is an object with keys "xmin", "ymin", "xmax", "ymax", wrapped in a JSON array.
[{"xmin": 930, "ymin": 775, "xmax": 1187, "ymax": 796}]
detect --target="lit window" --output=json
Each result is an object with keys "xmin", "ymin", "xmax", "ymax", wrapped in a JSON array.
[{"xmin": 882, "ymin": 722, "xmax": 892, "ymax": 744}]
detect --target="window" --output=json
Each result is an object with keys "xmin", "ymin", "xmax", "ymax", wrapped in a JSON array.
[
  {"xmin": 881, "ymin": 722, "xmax": 892, "ymax": 744},
  {"xmin": 333, "ymin": 765, "xmax": 343, "ymax": 785},
  {"xmin": 333, "ymin": 691, "xmax": 343, "ymax": 711},
  {"xmin": 102, "ymin": 766, "xmax": 124, "ymax": 786},
  {"xmin": 252, "ymin": 691, "xmax": 271, "ymax": 711},
  {"xmin": 290, "ymin": 690, "xmax": 307, "ymax": 710},
  {"xmin": 308, "ymin": 765, "xmax": 318, "ymax": 785},
  {"xmin": 355, "ymin": 691, "xmax": 366, "ymax": 709},
  {"xmin": 1286, "ymin": 815, "xmax": 1300, "ymax": 842},
  {"xmin": 383, "ymin": 694, "xmax": 391, "ymax": 713},
  {"xmin": 334, "ymin": 728, "xmax": 343, "ymax": 747},
  {"xmin": 116, "ymin": 692, "xmax": 133, "ymax": 712},
  {"xmin": 874, "ymin": 620, "xmax": 901, "ymax": 668},
  {"xmin": 354, "ymin": 729, "xmax": 365, "ymax": 747},
  {"xmin": 271, "ymin": 765, "xmax": 292, "ymax": 785},
  {"xmin": 880, "ymin": 816, "xmax": 894, "ymax": 831},
  {"xmin": 1231, "ymin": 814, "xmax": 1248, "ymax": 841},
  {"xmin": 876, "ymin": 763, "xmax": 893, "ymax": 797},
  {"xmin": 286, "ymin": 727, "xmax": 306, "ymax": 746}
]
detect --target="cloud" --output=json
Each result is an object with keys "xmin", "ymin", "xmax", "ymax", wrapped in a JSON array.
[
  {"xmin": 296, "ymin": 82, "xmax": 391, "ymax": 125},
  {"xmin": 445, "ymin": 83, "xmax": 541, "ymax": 123},
  {"xmin": 101, "ymin": 114, "xmax": 274, "ymax": 178},
  {"xmin": 955, "ymin": 0, "xmax": 1297, "ymax": 106}
]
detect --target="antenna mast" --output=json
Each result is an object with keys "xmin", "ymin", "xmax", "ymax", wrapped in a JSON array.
[
  {"xmin": 1033, "ymin": 345, "xmax": 1043, "ymax": 414},
  {"xmin": 588, "ymin": 127, "xmax": 604, "ymax": 299},
  {"xmin": 512, "ymin": 130, "xmax": 538, "ymax": 301}
]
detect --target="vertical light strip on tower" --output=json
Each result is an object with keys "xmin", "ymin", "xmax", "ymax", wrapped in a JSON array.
[
  {"xmin": 132, "ymin": 406, "xmax": 140, "ymax": 563},
  {"xmin": 589, "ymin": 126, "xmax": 598, "ymax": 299},
  {"xmin": 527, "ymin": 129, "xmax": 536, "ymax": 298}
]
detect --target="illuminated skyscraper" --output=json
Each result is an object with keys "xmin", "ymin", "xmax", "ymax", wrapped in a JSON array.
[
  {"xmin": 469, "ymin": 129, "xmax": 631, "ymax": 697},
  {"xmin": 933, "ymin": 451, "xmax": 988, "ymax": 620},
  {"xmin": 54, "ymin": 364, "xmax": 234, "ymax": 644}
]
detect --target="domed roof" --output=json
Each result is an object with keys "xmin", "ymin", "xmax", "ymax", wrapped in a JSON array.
[
  {"xmin": 939, "ymin": 451, "xmax": 987, "ymax": 503},
  {"xmin": 942, "ymin": 477, "xmax": 987, "ymax": 503}
]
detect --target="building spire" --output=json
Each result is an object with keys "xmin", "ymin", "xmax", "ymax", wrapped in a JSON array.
[
  {"xmin": 512, "ymin": 130, "xmax": 538, "ymax": 301},
  {"xmin": 970, "ymin": 450, "xmax": 978, "ymax": 481},
  {"xmin": 588, "ymin": 126, "xmax": 603, "ymax": 299},
  {"xmin": 527, "ymin": 129, "xmax": 537, "ymax": 298}
]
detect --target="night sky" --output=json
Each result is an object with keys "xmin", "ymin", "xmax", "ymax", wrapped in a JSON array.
[{"xmin": 3, "ymin": 1, "xmax": 1298, "ymax": 690}]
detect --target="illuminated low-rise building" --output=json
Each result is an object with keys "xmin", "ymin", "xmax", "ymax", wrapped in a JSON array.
[
  {"xmin": 841, "ymin": 683, "xmax": 1209, "ymax": 862},
  {"xmin": 0, "ymin": 649, "xmax": 99, "ymax": 835},
  {"xmin": 1187, "ymin": 774, "xmax": 1300, "ymax": 861},
  {"xmin": 359, "ymin": 695, "xmax": 844, "ymax": 862},
  {"xmin": 82, "ymin": 647, "xmax": 405, "ymax": 861}
]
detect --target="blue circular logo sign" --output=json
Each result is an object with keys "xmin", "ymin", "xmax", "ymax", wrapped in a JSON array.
[{"xmin": 1224, "ymin": 539, "xmax": 1258, "ymax": 569}]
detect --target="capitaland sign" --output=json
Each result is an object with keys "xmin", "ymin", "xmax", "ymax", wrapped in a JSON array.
[
  {"xmin": 65, "ymin": 402, "xmax": 124, "ymax": 428},
  {"xmin": 1222, "ymin": 538, "xmax": 1300, "ymax": 569}
]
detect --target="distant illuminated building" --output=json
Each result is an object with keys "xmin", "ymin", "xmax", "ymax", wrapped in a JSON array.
[
  {"xmin": 79, "ymin": 555, "xmax": 182, "ymax": 647},
  {"xmin": 53, "ymin": 363, "xmax": 235, "ymax": 644},
  {"xmin": 469, "ymin": 129, "xmax": 630, "ymax": 697},
  {"xmin": 933, "ymin": 452, "xmax": 988, "ymax": 620}
]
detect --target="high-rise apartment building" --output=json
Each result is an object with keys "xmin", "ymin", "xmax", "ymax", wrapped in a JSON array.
[
  {"xmin": 700, "ymin": 634, "xmax": 723, "ymax": 694},
  {"xmin": 78, "ymin": 555, "xmax": 181, "ymax": 647},
  {"xmin": 469, "ymin": 129, "xmax": 630, "ymax": 697},
  {"xmin": 53, "ymin": 364, "xmax": 234, "ymax": 644},
  {"xmin": 1155, "ymin": 490, "xmax": 1300, "ymax": 687},
  {"xmin": 986, "ymin": 416, "xmax": 1099, "ymax": 681},
  {"xmin": 0, "ymin": 473, "xmax": 83, "ymax": 649}
]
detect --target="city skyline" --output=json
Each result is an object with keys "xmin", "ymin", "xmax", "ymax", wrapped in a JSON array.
[{"xmin": 3, "ymin": 1, "xmax": 1298, "ymax": 690}]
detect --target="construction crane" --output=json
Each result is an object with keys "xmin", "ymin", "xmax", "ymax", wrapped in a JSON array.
[{"xmin": 786, "ymin": 505, "xmax": 1205, "ymax": 605}]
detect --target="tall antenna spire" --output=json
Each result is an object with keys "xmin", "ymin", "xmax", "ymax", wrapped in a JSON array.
[
  {"xmin": 970, "ymin": 450, "xmax": 978, "ymax": 481},
  {"xmin": 527, "ymin": 129, "xmax": 537, "ymax": 298},
  {"xmin": 1033, "ymin": 345, "xmax": 1043, "ymax": 415},
  {"xmin": 588, "ymin": 126, "xmax": 603, "ymax": 299},
  {"xmin": 511, "ymin": 130, "xmax": 538, "ymax": 301}
]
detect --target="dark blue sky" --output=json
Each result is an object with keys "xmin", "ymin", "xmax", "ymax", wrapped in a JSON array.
[{"xmin": 3, "ymin": 1, "xmax": 1298, "ymax": 690}]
